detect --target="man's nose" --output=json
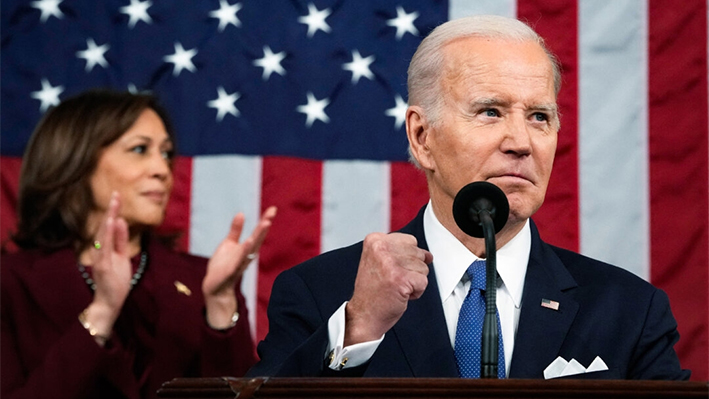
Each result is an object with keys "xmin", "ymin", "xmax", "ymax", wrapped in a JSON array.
[{"xmin": 501, "ymin": 114, "xmax": 532, "ymax": 156}]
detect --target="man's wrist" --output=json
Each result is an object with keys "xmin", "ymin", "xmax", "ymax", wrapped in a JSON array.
[
  {"xmin": 344, "ymin": 302, "xmax": 386, "ymax": 346},
  {"xmin": 327, "ymin": 302, "xmax": 384, "ymax": 370}
]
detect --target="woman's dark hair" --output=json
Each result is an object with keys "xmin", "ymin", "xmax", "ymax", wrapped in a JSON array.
[{"xmin": 12, "ymin": 88, "xmax": 175, "ymax": 252}]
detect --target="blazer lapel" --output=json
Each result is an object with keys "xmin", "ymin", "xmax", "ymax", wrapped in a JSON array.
[
  {"xmin": 508, "ymin": 221, "xmax": 579, "ymax": 378},
  {"xmin": 389, "ymin": 207, "xmax": 459, "ymax": 377},
  {"xmin": 22, "ymin": 249, "xmax": 93, "ymax": 330}
]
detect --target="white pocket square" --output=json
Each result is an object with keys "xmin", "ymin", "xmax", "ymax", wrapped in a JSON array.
[{"xmin": 544, "ymin": 356, "xmax": 609, "ymax": 379}]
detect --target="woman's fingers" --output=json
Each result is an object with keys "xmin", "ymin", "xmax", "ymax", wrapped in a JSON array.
[
  {"xmin": 226, "ymin": 213, "xmax": 246, "ymax": 243},
  {"xmin": 113, "ymin": 217, "xmax": 129, "ymax": 256},
  {"xmin": 241, "ymin": 206, "xmax": 277, "ymax": 256},
  {"xmin": 252, "ymin": 206, "xmax": 277, "ymax": 249},
  {"xmin": 94, "ymin": 192, "xmax": 121, "ymax": 258}
]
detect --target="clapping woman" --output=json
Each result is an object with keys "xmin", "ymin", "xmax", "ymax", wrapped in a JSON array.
[{"xmin": 1, "ymin": 89, "xmax": 276, "ymax": 398}]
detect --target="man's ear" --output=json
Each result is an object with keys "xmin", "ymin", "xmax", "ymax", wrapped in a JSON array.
[{"xmin": 406, "ymin": 105, "xmax": 435, "ymax": 170}]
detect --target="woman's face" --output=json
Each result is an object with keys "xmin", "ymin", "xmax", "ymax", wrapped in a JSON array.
[{"xmin": 89, "ymin": 108, "xmax": 174, "ymax": 230}]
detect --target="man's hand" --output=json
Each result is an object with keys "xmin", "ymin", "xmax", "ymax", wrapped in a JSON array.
[{"xmin": 344, "ymin": 232, "xmax": 433, "ymax": 346}]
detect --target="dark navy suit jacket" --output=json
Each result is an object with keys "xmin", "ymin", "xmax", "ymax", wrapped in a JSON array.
[{"xmin": 248, "ymin": 207, "xmax": 690, "ymax": 380}]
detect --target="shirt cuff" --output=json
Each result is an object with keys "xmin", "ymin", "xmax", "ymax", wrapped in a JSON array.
[{"xmin": 326, "ymin": 301, "xmax": 384, "ymax": 370}]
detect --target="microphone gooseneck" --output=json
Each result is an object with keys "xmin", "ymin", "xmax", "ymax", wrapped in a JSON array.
[{"xmin": 452, "ymin": 181, "xmax": 509, "ymax": 379}]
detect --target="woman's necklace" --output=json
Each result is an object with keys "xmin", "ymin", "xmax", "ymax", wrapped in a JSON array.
[{"xmin": 77, "ymin": 251, "xmax": 148, "ymax": 291}]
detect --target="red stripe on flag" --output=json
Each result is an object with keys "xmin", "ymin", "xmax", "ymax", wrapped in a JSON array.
[
  {"xmin": 157, "ymin": 156, "xmax": 192, "ymax": 253},
  {"xmin": 517, "ymin": 0, "xmax": 580, "ymax": 252},
  {"xmin": 648, "ymin": 0, "xmax": 709, "ymax": 380},
  {"xmin": 390, "ymin": 161, "xmax": 429, "ymax": 231},
  {"xmin": 1, "ymin": 156, "xmax": 22, "ymax": 252},
  {"xmin": 257, "ymin": 156, "xmax": 322, "ymax": 342}
]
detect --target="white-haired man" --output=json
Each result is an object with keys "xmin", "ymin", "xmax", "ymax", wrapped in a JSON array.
[{"xmin": 248, "ymin": 14, "xmax": 689, "ymax": 380}]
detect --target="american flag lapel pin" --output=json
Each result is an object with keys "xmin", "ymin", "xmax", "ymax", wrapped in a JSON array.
[{"xmin": 541, "ymin": 298, "xmax": 560, "ymax": 311}]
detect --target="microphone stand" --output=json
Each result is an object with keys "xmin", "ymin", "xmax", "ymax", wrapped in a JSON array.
[
  {"xmin": 453, "ymin": 181, "xmax": 509, "ymax": 379},
  {"xmin": 477, "ymin": 209, "xmax": 499, "ymax": 379}
]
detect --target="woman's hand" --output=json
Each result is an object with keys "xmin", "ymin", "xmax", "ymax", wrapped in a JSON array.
[
  {"xmin": 202, "ymin": 206, "xmax": 277, "ymax": 330},
  {"xmin": 81, "ymin": 192, "xmax": 133, "ymax": 345}
]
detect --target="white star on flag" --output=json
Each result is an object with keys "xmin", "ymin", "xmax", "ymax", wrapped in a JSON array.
[
  {"xmin": 163, "ymin": 42, "xmax": 198, "ymax": 76},
  {"xmin": 209, "ymin": 0, "xmax": 242, "ymax": 32},
  {"xmin": 30, "ymin": 78, "xmax": 64, "ymax": 112},
  {"xmin": 253, "ymin": 46, "xmax": 287, "ymax": 80},
  {"xmin": 342, "ymin": 50, "xmax": 375, "ymax": 84},
  {"xmin": 120, "ymin": 0, "xmax": 153, "ymax": 29},
  {"xmin": 297, "ymin": 92, "xmax": 330, "ymax": 127},
  {"xmin": 385, "ymin": 94, "xmax": 408, "ymax": 130},
  {"xmin": 76, "ymin": 38, "xmax": 110, "ymax": 72},
  {"xmin": 298, "ymin": 3, "xmax": 332, "ymax": 38},
  {"xmin": 207, "ymin": 86, "xmax": 240, "ymax": 122},
  {"xmin": 387, "ymin": 6, "xmax": 419, "ymax": 40},
  {"xmin": 127, "ymin": 84, "xmax": 151, "ymax": 94},
  {"xmin": 31, "ymin": 0, "xmax": 64, "ymax": 23}
]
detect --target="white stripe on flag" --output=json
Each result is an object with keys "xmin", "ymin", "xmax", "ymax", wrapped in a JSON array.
[
  {"xmin": 190, "ymin": 155, "xmax": 263, "ymax": 340},
  {"xmin": 321, "ymin": 160, "xmax": 390, "ymax": 253},
  {"xmin": 578, "ymin": 0, "xmax": 649, "ymax": 280},
  {"xmin": 449, "ymin": 0, "xmax": 516, "ymax": 19}
]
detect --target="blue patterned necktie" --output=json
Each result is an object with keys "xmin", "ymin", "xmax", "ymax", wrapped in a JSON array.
[{"xmin": 454, "ymin": 259, "xmax": 506, "ymax": 378}]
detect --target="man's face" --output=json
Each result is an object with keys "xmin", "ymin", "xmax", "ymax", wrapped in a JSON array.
[{"xmin": 412, "ymin": 36, "xmax": 559, "ymax": 227}]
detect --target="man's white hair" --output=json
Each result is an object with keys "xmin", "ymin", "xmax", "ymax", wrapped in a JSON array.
[{"xmin": 406, "ymin": 15, "xmax": 562, "ymax": 167}]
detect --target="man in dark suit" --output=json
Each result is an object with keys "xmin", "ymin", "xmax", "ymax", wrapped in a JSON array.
[{"xmin": 247, "ymin": 14, "xmax": 690, "ymax": 380}]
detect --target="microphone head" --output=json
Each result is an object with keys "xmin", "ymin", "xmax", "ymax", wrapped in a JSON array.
[{"xmin": 452, "ymin": 181, "xmax": 510, "ymax": 238}]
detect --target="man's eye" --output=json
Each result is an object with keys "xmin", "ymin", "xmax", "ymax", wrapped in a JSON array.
[
  {"xmin": 533, "ymin": 113, "xmax": 548, "ymax": 122},
  {"xmin": 484, "ymin": 109, "xmax": 500, "ymax": 117}
]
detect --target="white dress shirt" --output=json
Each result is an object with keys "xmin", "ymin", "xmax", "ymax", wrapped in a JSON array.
[{"xmin": 327, "ymin": 202, "xmax": 530, "ymax": 376}]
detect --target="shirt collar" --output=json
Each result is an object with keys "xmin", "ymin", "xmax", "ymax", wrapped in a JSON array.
[{"xmin": 423, "ymin": 201, "xmax": 530, "ymax": 308}]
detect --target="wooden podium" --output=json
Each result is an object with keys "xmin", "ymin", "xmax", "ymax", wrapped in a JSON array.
[{"xmin": 158, "ymin": 377, "xmax": 709, "ymax": 398}]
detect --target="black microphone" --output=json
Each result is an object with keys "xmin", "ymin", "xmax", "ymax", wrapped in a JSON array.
[{"xmin": 452, "ymin": 181, "xmax": 509, "ymax": 379}]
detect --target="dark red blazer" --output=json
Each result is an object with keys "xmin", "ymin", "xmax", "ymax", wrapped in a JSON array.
[{"xmin": 1, "ymin": 238, "xmax": 256, "ymax": 399}]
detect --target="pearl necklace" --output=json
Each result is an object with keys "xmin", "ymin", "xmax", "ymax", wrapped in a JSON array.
[{"xmin": 77, "ymin": 251, "xmax": 148, "ymax": 291}]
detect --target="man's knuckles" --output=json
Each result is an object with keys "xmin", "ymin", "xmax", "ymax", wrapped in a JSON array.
[{"xmin": 364, "ymin": 232, "xmax": 418, "ymax": 253}]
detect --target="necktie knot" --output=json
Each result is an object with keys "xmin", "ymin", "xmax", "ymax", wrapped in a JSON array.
[{"xmin": 467, "ymin": 259, "xmax": 487, "ymax": 291}]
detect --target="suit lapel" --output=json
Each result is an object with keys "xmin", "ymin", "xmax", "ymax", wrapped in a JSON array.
[
  {"xmin": 508, "ymin": 221, "xmax": 579, "ymax": 378},
  {"xmin": 391, "ymin": 262, "xmax": 459, "ymax": 377},
  {"xmin": 389, "ymin": 207, "xmax": 459, "ymax": 377}
]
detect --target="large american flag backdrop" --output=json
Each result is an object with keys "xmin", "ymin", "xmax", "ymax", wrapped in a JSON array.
[{"xmin": 1, "ymin": 0, "xmax": 708, "ymax": 380}]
